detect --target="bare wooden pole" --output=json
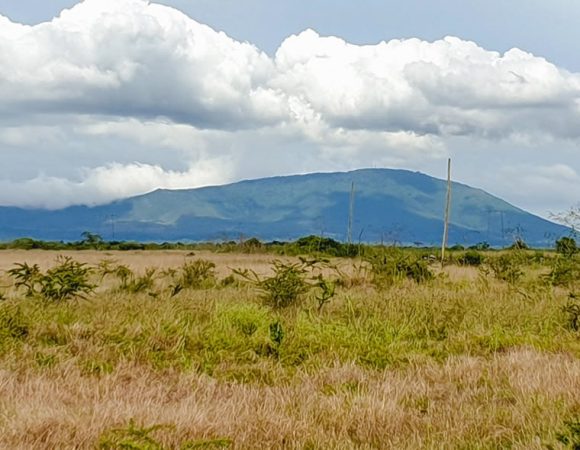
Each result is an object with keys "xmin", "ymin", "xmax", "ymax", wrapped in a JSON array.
[
  {"xmin": 347, "ymin": 181, "xmax": 355, "ymax": 245},
  {"xmin": 441, "ymin": 158, "xmax": 452, "ymax": 264}
]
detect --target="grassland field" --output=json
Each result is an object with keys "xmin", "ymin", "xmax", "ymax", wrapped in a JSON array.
[{"xmin": 0, "ymin": 248, "xmax": 579, "ymax": 449}]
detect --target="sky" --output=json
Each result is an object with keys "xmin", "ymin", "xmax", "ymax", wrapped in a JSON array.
[{"xmin": 0, "ymin": 0, "xmax": 579, "ymax": 217}]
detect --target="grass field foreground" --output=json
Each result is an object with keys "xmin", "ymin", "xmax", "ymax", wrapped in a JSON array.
[{"xmin": 0, "ymin": 248, "xmax": 579, "ymax": 449}]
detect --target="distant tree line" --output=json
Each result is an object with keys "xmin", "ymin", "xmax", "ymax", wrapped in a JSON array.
[{"xmin": 0, "ymin": 232, "xmax": 575, "ymax": 257}]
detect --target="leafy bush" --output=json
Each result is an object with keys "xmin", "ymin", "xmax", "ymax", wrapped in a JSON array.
[
  {"xmin": 469, "ymin": 241, "xmax": 490, "ymax": 251},
  {"xmin": 545, "ymin": 257, "xmax": 580, "ymax": 287},
  {"xmin": 268, "ymin": 320, "xmax": 285, "ymax": 358},
  {"xmin": 169, "ymin": 260, "xmax": 216, "ymax": 296},
  {"xmin": 123, "ymin": 268, "xmax": 157, "ymax": 294},
  {"xmin": 7, "ymin": 262, "xmax": 42, "ymax": 297},
  {"xmin": 41, "ymin": 257, "xmax": 95, "ymax": 301},
  {"xmin": 98, "ymin": 260, "xmax": 157, "ymax": 294},
  {"xmin": 457, "ymin": 250, "xmax": 484, "ymax": 266},
  {"xmin": 485, "ymin": 253, "xmax": 523, "ymax": 284},
  {"xmin": 241, "ymin": 237, "xmax": 263, "ymax": 253},
  {"xmin": 508, "ymin": 239, "xmax": 529, "ymax": 250},
  {"xmin": 234, "ymin": 258, "xmax": 335, "ymax": 309},
  {"xmin": 8, "ymin": 256, "xmax": 94, "ymax": 301},
  {"xmin": 80, "ymin": 231, "xmax": 103, "ymax": 249},
  {"xmin": 313, "ymin": 274, "xmax": 336, "ymax": 311},
  {"xmin": 563, "ymin": 294, "xmax": 580, "ymax": 331},
  {"xmin": 366, "ymin": 251, "xmax": 433, "ymax": 287},
  {"xmin": 556, "ymin": 236, "xmax": 578, "ymax": 256},
  {"xmin": 237, "ymin": 260, "xmax": 310, "ymax": 308},
  {"xmin": 291, "ymin": 235, "xmax": 357, "ymax": 257}
]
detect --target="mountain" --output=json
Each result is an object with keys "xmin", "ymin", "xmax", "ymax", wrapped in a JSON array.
[{"xmin": 0, "ymin": 168, "xmax": 569, "ymax": 246}]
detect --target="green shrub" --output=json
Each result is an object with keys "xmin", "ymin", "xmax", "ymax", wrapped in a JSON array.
[
  {"xmin": 123, "ymin": 268, "xmax": 157, "ymax": 294},
  {"xmin": 313, "ymin": 274, "xmax": 336, "ymax": 311},
  {"xmin": 291, "ymin": 235, "xmax": 357, "ymax": 257},
  {"xmin": 41, "ymin": 257, "xmax": 94, "ymax": 301},
  {"xmin": 173, "ymin": 260, "xmax": 216, "ymax": 292},
  {"xmin": 241, "ymin": 237, "xmax": 263, "ymax": 253},
  {"xmin": 545, "ymin": 257, "xmax": 580, "ymax": 287},
  {"xmin": 469, "ymin": 241, "xmax": 490, "ymax": 251},
  {"xmin": 257, "ymin": 260, "xmax": 310, "ymax": 308},
  {"xmin": 366, "ymin": 251, "xmax": 433, "ymax": 287},
  {"xmin": 268, "ymin": 320, "xmax": 285, "ymax": 358},
  {"xmin": 563, "ymin": 294, "xmax": 580, "ymax": 331},
  {"xmin": 179, "ymin": 259, "xmax": 215, "ymax": 289},
  {"xmin": 485, "ymin": 254, "xmax": 523, "ymax": 284},
  {"xmin": 234, "ymin": 258, "xmax": 334, "ymax": 309},
  {"xmin": 457, "ymin": 250, "xmax": 484, "ymax": 266},
  {"xmin": 8, "ymin": 256, "xmax": 94, "ymax": 301},
  {"xmin": 7, "ymin": 262, "xmax": 42, "ymax": 297},
  {"xmin": 556, "ymin": 236, "xmax": 578, "ymax": 256},
  {"xmin": 508, "ymin": 239, "xmax": 529, "ymax": 250}
]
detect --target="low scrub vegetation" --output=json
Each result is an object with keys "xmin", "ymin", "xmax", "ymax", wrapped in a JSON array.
[{"xmin": 0, "ymin": 245, "xmax": 579, "ymax": 449}]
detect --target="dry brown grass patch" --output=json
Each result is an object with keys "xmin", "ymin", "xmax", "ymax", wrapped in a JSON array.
[{"xmin": 1, "ymin": 349, "xmax": 579, "ymax": 449}]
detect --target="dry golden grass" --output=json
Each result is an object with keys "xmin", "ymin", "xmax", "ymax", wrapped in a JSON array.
[
  {"xmin": 0, "ymin": 249, "xmax": 281, "ymax": 279},
  {"xmin": 0, "ymin": 349, "xmax": 578, "ymax": 449}
]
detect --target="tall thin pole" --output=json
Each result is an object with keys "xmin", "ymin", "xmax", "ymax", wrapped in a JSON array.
[
  {"xmin": 441, "ymin": 158, "xmax": 452, "ymax": 264},
  {"xmin": 347, "ymin": 181, "xmax": 355, "ymax": 245},
  {"xmin": 109, "ymin": 214, "xmax": 116, "ymax": 241}
]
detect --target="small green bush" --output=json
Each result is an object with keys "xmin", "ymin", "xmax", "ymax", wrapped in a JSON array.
[
  {"xmin": 469, "ymin": 241, "xmax": 490, "ymax": 251},
  {"xmin": 485, "ymin": 254, "xmax": 523, "ymax": 284},
  {"xmin": 123, "ymin": 268, "xmax": 157, "ymax": 294},
  {"xmin": 457, "ymin": 250, "xmax": 484, "ymax": 266},
  {"xmin": 178, "ymin": 260, "xmax": 216, "ymax": 289},
  {"xmin": 508, "ymin": 239, "xmax": 529, "ymax": 250},
  {"xmin": 563, "ymin": 294, "xmax": 580, "ymax": 331},
  {"xmin": 366, "ymin": 251, "xmax": 433, "ymax": 287},
  {"xmin": 556, "ymin": 236, "xmax": 578, "ymax": 256},
  {"xmin": 7, "ymin": 262, "xmax": 42, "ymax": 297},
  {"xmin": 234, "ymin": 258, "xmax": 334, "ymax": 309},
  {"xmin": 41, "ymin": 257, "xmax": 94, "ymax": 301},
  {"xmin": 8, "ymin": 256, "xmax": 94, "ymax": 301},
  {"xmin": 99, "ymin": 261, "xmax": 157, "ymax": 294},
  {"xmin": 241, "ymin": 237, "xmax": 263, "ymax": 253},
  {"xmin": 545, "ymin": 257, "xmax": 580, "ymax": 287},
  {"xmin": 258, "ymin": 261, "xmax": 310, "ymax": 308}
]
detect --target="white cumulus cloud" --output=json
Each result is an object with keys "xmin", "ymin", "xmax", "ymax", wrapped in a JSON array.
[
  {"xmin": 0, "ymin": 0, "xmax": 286, "ymax": 129},
  {"xmin": 0, "ymin": 0, "xmax": 579, "ymax": 214},
  {"xmin": 273, "ymin": 30, "xmax": 580, "ymax": 139},
  {"xmin": 0, "ymin": 160, "xmax": 231, "ymax": 209}
]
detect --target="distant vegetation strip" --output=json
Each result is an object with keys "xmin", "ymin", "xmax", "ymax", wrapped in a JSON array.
[{"xmin": 0, "ymin": 232, "xmax": 573, "ymax": 255}]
